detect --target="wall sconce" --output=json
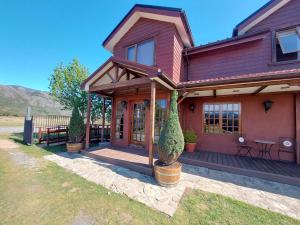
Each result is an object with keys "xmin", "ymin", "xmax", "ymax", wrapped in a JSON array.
[
  {"xmin": 189, "ymin": 103, "xmax": 196, "ymax": 112},
  {"xmin": 263, "ymin": 100, "xmax": 273, "ymax": 112},
  {"xmin": 120, "ymin": 100, "xmax": 127, "ymax": 110},
  {"xmin": 144, "ymin": 99, "xmax": 151, "ymax": 108}
]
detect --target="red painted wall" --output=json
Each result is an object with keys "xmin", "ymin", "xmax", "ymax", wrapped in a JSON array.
[
  {"xmin": 113, "ymin": 18, "xmax": 185, "ymax": 83},
  {"xmin": 182, "ymin": 93, "xmax": 295, "ymax": 161}
]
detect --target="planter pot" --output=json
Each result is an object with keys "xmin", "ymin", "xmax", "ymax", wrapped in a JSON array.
[
  {"xmin": 154, "ymin": 161, "xmax": 182, "ymax": 187},
  {"xmin": 66, "ymin": 142, "xmax": 83, "ymax": 153},
  {"xmin": 185, "ymin": 143, "xmax": 197, "ymax": 152}
]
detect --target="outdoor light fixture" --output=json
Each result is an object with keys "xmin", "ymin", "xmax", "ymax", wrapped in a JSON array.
[
  {"xmin": 144, "ymin": 99, "xmax": 151, "ymax": 108},
  {"xmin": 189, "ymin": 103, "xmax": 196, "ymax": 112},
  {"xmin": 120, "ymin": 100, "xmax": 128, "ymax": 110},
  {"xmin": 263, "ymin": 100, "xmax": 273, "ymax": 112}
]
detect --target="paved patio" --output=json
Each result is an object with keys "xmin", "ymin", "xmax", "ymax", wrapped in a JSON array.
[{"xmin": 44, "ymin": 152, "xmax": 300, "ymax": 219}]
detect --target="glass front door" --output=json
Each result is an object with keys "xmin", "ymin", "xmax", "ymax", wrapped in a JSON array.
[{"xmin": 131, "ymin": 102, "xmax": 146, "ymax": 144}]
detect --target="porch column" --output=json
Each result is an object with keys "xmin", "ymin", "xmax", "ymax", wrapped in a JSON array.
[
  {"xmin": 101, "ymin": 97, "xmax": 106, "ymax": 142},
  {"xmin": 148, "ymin": 81, "xmax": 156, "ymax": 166},
  {"xmin": 85, "ymin": 93, "xmax": 92, "ymax": 149},
  {"xmin": 296, "ymin": 93, "xmax": 300, "ymax": 165}
]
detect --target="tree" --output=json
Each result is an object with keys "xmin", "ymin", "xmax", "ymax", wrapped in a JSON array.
[
  {"xmin": 157, "ymin": 90, "xmax": 184, "ymax": 165},
  {"xmin": 68, "ymin": 105, "xmax": 85, "ymax": 143},
  {"xmin": 49, "ymin": 59, "xmax": 110, "ymax": 123}
]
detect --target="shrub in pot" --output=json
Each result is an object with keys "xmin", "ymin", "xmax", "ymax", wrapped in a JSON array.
[
  {"xmin": 66, "ymin": 105, "xmax": 85, "ymax": 153},
  {"xmin": 184, "ymin": 130, "xmax": 198, "ymax": 152},
  {"xmin": 154, "ymin": 90, "xmax": 184, "ymax": 187}
]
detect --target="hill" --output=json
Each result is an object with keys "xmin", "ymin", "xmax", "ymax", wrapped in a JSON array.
[{"xmin": 0, "ymin": 85, "xmax": 70, "ymax": 116}]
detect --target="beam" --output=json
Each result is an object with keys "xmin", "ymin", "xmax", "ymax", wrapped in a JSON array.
[
  {"xmin": 252, "ymin": 85, "xmax": 267, "ymax": 95},
  {"xmin": 296, "ymin": 94, "xmax": 300, "ymax": 165},
  {"xmin": 85, "ymin": 93, "xmax": 92, "ymax": 149},
  {"xmin": 101, "ymin": 97, "xmax": 106, "ymax": 143},
  {"xmin": 177, "ymin": 92, "xmax": 189, "ymax": 105},
  {"xmin": 90, "ymin": 77, "xmax": 150, "ymax": 92},
  {"xmin": 148, "ymin": 81, "xmax": 156, "ymax": 166},
  {"xmin": 213, "ymin": 89, "xmax": 217, "ymax": 98}
]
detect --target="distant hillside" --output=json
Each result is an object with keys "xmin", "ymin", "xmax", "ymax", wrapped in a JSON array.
[{"xmin": 0, "ymin": 85, "xmax": 70, "ymax": 116}]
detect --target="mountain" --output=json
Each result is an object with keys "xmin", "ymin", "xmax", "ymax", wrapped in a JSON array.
[{"xmin": 0, "ymin": 85, "xmax": 70, "ymax": 116}]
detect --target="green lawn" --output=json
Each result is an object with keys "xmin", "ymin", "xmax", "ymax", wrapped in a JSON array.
[{"xmin": 0, "ymin": 134, "xmax": 299, "ymax": 225}]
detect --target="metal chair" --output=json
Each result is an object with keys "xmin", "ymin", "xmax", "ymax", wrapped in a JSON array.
[
  {"xmin": 236, "ymin": 135, "xmax": 253, "ymax": 157},
  {"xmin": 278, "ymin": 137, "xmax": 295, "ymax": 161}
]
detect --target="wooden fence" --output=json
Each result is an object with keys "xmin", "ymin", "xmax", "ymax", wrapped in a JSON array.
[{"xmin": 32, "ymin": 115, "xmax": 110, "ymax": 145}]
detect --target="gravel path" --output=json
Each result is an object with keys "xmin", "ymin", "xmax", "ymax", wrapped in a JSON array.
[
  {"xmin": 0, "ymin": 126, "xmax": 23, "ymax": 134},
  {"xmin": 45, "ymin": 152, "xmax": 300, "ymax": 219}
]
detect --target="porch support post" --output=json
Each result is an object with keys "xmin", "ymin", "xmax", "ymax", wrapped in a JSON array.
[
  {"xmin": 148, "ymin": 81, "xmax": 156, "ymax": 166},
  {"xmin": 296, "ymin": 93, "xmax": 300, "ymax": 165},
  {"xmin": 101, "ymin": 97, "xmax": 106, "ymax": 142},
  {"xmin": 85, "ymin": 93, "xmax": 92, "ymax": 150}
]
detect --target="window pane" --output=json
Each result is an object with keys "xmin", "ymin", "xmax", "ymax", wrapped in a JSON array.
[
  {"xmin": 127, "ymin": 46, "xmax": 135, "ymax": 61},
  {"xmin": 277, "ymin": 31, "xmax": 300, "ymax": 54},
  {"xmin": 137, "ymin": 40, "xmax": 154, "ymax": 66}
]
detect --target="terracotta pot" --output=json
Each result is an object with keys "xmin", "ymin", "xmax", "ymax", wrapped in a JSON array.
[
  {"xmin": 66, "ymin": 142, "xmax": 83, "ymax": 153},
  {"xmin": 185, "ymin": 143, "xmax": 197, "ymax": 152},
  {"xmin": 154, "ymin": 161, "xmax": 182, "ymax": 187}
]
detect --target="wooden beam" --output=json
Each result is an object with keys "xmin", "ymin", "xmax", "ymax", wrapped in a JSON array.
[
  {"xmin": 213, "ymin": 89, "xmax": 217, "ymax": 98},
  {"xmin": 101, "ymin": 97, "xmax": 106, "ymax": 143},
  {"xmin": 85, "ymin": 93, "xmax": 92, "ymax": 149},
  {"xmin": 296, "ymin": 93, "xmax": 300, "ymax": 165},
  {"xmin": 90, "ymin": 77, "xmax": 150, "ymax": 92},
  {"xmin": 148, "ymin": 81, "xmax": 156, "ymax": 166},
  {"xmin": 177, "ymin": 92, "xmax": 189, "ymax": 105},
  {"xmin": 252, "ymin": 85, "xmax": 267, "ymax": 95},
  {"xmin": 116, "ymin": 67, "xmax": 127, "ymax": 81},
  {"xmin": 89, "ymin": 64, "xmax": 114, "ymax": 87}
]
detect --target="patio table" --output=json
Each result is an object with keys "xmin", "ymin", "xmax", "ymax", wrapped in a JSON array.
[{"xmin": 254, "ymin": 140, "xmax": 276, "ymax": 159}]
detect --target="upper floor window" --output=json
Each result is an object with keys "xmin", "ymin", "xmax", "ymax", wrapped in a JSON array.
[
  {"xmin": 126, "ymin": 39, "xmax": 155, "ymax": 66},
  {"xmin": 275, "ymin": 27, "xmax": 300, "ymax": 62}
]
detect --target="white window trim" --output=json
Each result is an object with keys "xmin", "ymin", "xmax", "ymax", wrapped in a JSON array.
[
  {"xmin": 126, "ymin": 39, "xmax": 155, "ymax": 66},
  {"xmin": 276, "ymin": 27, "xmax": 300, "ymax": 54}
]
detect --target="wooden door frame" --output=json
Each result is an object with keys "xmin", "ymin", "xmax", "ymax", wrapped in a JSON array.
[{"xmin": 129, "ymin": 101, "xmax": 146, "ymax": 146}]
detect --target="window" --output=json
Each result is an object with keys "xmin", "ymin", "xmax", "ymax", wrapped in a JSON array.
[
  {"xmin": 126, "ymin": 39, "xmax": 155, "ymax": 66},
  {"xmin": 154, "ymin": 99, "xmax": 167, "ymax": 144},
  {"xmin": 204, "ymin": 103, "xmax": 240, "ymax": 135},
  {"xmin": 115, "ymin": 102, "xmax": 124, "ymax": 139},
  {"xmin": 276, "ymin": 27, "xmax": 300, "ymax": 62}
]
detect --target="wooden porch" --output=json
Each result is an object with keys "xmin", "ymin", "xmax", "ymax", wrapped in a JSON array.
[{"xmin": 82, "ymin": 145, "xmax": 300, "ymax": 187}]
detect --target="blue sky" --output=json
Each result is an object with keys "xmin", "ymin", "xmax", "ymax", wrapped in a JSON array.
[{"xmin": 0, "ymin": 0, "xmax": 269, "ymax": 91}]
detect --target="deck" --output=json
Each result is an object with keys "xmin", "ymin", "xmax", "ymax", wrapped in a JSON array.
[{"xmin": 82, "ymin": 144, "xmax": 300, "ymax": 187}]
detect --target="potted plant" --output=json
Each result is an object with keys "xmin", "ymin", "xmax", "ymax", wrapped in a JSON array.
[
  {"xmin": 184, "ymin": 130, "xmax": 198, "ymax": 152},
  {"xmin": 66, "ymin": 105, "xmax": 85, "ymax": 153},
  {"xmin": 154, "ymin": 90, "xmax": 184, "ymax": 187}
]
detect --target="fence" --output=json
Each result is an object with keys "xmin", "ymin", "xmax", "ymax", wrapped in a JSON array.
[{"xmin": 31, "ymin": 115, "xmax": 110, "ymax": 145}]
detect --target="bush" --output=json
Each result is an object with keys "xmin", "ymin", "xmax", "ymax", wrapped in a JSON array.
[
  {"xmin": 157, "ymin": 90, "xmax": 184, "ymax": 165},
  {"xmin": 184, "ymin": 130, "xmax": 198, "ymax": 143},
  {"xmin": 68, "ymin": 105, "xmax": 85, "ymax": 143}
]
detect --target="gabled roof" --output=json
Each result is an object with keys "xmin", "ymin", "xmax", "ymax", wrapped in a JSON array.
[
  {"xmin": 102, "ymin": 4, "xmax": 194, "ymax": 52},
  {"xmin": 233, "ymin": 0, "xmax": 291, "ymax": 36}
]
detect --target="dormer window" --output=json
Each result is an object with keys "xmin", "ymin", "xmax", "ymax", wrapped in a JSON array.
[
  {"xmin": 275, "ymin": 27, "xmax": 300, "ymax": 62},
  {"xmin": 126, "ymin": 39, "xmax": 155, "ymax": 66}
]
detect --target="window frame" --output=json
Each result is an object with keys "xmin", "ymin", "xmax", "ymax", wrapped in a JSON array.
[
  {"xmin": 272, "ymin": 26, "xmax": 300, "ymax": 64},
  {"xmin": 202, "ymin": 102, "xmax": 242, "ymax": 136},
  {"xmin": 115, "ymin": 101, "xmax": 125, "ymax": 140},
  {"xmin": 154, "ymin": 98, "xmax": 168, "ymax": 144},
  {"xmin": 125, "ymin": 39, "xmax": 156, "ymax": 66}
]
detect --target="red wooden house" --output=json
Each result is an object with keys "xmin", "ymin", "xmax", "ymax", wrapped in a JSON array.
[{"xmin": 81, "ymin": 0, "xmax": 300, "ymax": 184}]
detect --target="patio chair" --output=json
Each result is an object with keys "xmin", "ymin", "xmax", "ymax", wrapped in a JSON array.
[
  {"xmin": 235, "ymin": 135, "xmax": 253, "ymax": 157},
  {"xmin": 278, "ymin": 137, "xmax": 295, "ymax": 161}
]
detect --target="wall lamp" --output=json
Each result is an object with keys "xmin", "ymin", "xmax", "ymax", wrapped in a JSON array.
[
  {"xmin": 189, "ymin": 103, "xmax": 196, "ymax": 112},
  {"xmin": 263, "ymin": 100, "xmax": 273, "ymax": 112},
  {"xmin": 120, "ymin": 100, "xmax": 128, "ymax": 110}
]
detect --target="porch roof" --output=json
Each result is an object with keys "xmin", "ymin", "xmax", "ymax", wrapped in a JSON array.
[{"xmin": 80, "ymin": 56, "xmax": 175, "ymax": 94}]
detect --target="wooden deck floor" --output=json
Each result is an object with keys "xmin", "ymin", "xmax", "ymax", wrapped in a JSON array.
[{"xmin": 82, "ymin": 144, "xmax": 300, "ymax": 186}]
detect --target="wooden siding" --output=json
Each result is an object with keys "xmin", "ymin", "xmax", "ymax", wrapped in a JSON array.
[
  {"xmin": 113, "ymin": 18, "xmax": 184, "ymax": 83},
  {"xmin": 247, "ymin": 0, "xmax": 300, "ymax": 34}
]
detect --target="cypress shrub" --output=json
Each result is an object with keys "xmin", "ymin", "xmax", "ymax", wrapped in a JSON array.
[
  {"xmin": 157, "ymin": 90, "xmax": 184, "ymax": 165},
  {"xmin": 68, "ymin": 105, "xmax": 85, "ymax": 143}
]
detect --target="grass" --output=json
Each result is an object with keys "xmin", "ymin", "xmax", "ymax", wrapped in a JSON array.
[
  {"xmin": 0, "ymin": 116, "xmax": 24, "ymax": 127},
  {"xmin": 0, "ymin": 134, "xmax": 299, "ymax": 225}
]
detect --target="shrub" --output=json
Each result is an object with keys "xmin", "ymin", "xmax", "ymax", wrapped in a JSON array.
[
  {"xmin": 184, "ymin": 130, "xmax": 198, "ymax": 143},
  {"xmin": 68, "ymin": 105, "xmax": 85, "ymax": 143},
  {"xmin": 157, "ymin": 90, "xmax": 184, "ymax": 165}
]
